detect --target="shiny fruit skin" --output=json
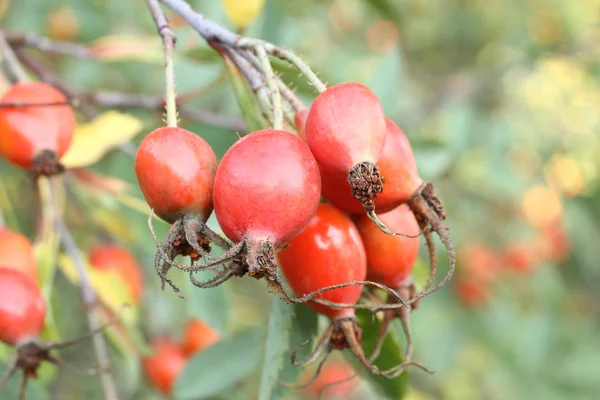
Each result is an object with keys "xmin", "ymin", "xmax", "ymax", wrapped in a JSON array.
[
  {"xmin": 354, "ymin": 204, "xmax": 420, "ymax": 288},
  {"xmin": 0, "ymin": 268, "xmax": 46, "ymax": 345},
  {"xmin": 305, "ymin": 83, "xmax": 386, "ymax": 173},
  {"xmin": 0, "ymin": 228, "xmax": 37, "ymax": 281},
  {"xmin": 303, "ymin": 359, "xmax": 357, "ymax": 398},
  {"xmin": 143, "ymin": 339, "xmax": 187, "ymax": 395},
  {"xmin": 213, "ymin": 129, "xmax": 321, "ymax": 245},
  {"xmin": 320, "ymin": 117, "xmax": 422, "ymax": 214},
  {"xmin": 181, "ymin": 319, "xmax": 220, "ymax": 357},
  {"xmin": 0, "ymin": 82, "xmax": 75, "ymax": 169},
  {"xmin": 294, "ymin": 108, "xmax": 309, "ymax": 142},
  {"xmin": 135, "ymin": 127, "xmax": 217, "ymax": 224},
  {"xmin": 277, "ymin": 203, "xmax": 367, "ymax": 319},
  {"xmin": 89, "ymin": 244, "xmax": 144, "ymax": 304}
]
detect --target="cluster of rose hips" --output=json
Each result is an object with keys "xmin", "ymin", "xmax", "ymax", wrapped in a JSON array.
[
  {"xmin": 134, "ymin": 82, "xmax": 454, "ymax": 380},
  {"xmin": 454, "ymin": 222, "xmax": 570, "ymax": 308}
]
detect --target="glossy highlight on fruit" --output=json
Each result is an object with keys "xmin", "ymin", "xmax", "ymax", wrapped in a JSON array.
[
  {"xmin": 135, "ymin": 127, "xmax": 217, "ymax": 224},
  {"xmin": 0, "ymin": 268, "xmax": 46, "ymax": 345},
  {"xmin": 0, "ymin": 82, "xmax": 75, "ymax": 169},
  {"xmin": 213, "ymin": 129, "xmax": 321, "ymax": 245},
  {"xmin": 305, "ymin": 82, "xmax": 386, "ymax": 173},
  {"xmin": 0, "ymin": 227, "xmax": 37, "ymax": 281},
  {"xmin": 277, "ymin": 203, "xmax": 367, "ymax": 319},
  {"xmin": 89, "ymin": 244, "xmax": 144, "ymax": 303},
  {"xmin": 181, "ymin": 319, "xmax": 220, "ymax": 357},
  {"xmin": 143, "ymin": 339, "xmax": 187, "ymax": 395},
  {"xmin": 355, "ymin": 204, "xmax": 420, "ymax": 288}
]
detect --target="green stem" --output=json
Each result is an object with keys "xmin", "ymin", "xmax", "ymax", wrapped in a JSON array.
[{"xmin": 255, "ymin": 45, "xmax": 283, "ymax": 130}]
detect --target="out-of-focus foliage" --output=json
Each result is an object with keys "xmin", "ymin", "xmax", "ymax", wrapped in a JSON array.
[{"xmin": 1, "ymin": 0, "xmax": 599, "ymax": 399}]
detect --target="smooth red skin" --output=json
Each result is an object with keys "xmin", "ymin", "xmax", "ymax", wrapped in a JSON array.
[
  {"xmin": 303, "ymin": 360, "xmax": 357, "ymax": 398},
  {"xmin": 181, "ymin": 319, "xmax": 220, "ymax": 357},
  {"xmin": 143, "ymin": 339, "xmax": 187, "ymax": 395},
  {"xmin": 354, "ymin": 204, "xmax": 420, "ymax": 288},
  {"xmin": 0, "ymin": 82, "xmax": 75, "ymax": 169},
  {"xmin": 213, "ymin": 129, "xmax": 321, "ymax": 245},
  {"xmin": 306, "ymin": 83, "xmax": 386, "ymax": 174},
  {"xmin": 89, "ymin": 244, "xmax": 144, "ymax": 304},
  {"xmin": 319, "ymin": 117, "xmax": 423, "ymax": 214},
  {"xmin": 277, "ymin": 203, "xmax": 367, "ymax": 319},
  {"xmin": 0, "ymin": 228, "xmax": 37, "ymax": 282},
  {"xmin": 294, "ymin": 108, "xmax": 309, "ymax": 142},
  {"xmin": 135, "ymin": 127, "xmax": 217, "ymax": 224},
  {"xmin": 0, "ymin": 268, "xmax": 46, "ymax": 345}
]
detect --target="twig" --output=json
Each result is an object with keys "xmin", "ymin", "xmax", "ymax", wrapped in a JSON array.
[
  {"xmin": 147, "ymin": 0, "xmax": 178, "ymax": 127},
  {"xmin": 159, "ymin": 0, "xmax": 326, "ymax": 93},
  {"xmin": 6, "ymin": 32, "xmax": 94, "ymax": 59},
  {"xmin": 85, "ymin": 90, "xmax": 246, "ymax": 131},
  {"xmin": 52, "ymin": 185, "xmax": 119, "ymax": 400},
  {"xmin": 255, "ymin": 45, "xmax": 283, "ymax": 129},
  {"xmin": 0, "ymin": 30, "xmax": 29, "ymax": 82}
]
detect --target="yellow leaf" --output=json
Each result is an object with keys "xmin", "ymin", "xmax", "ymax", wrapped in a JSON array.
[
  {"xmin": 91, "ymin": 34, "xmax": 162, "ymax": 63},
  {"xmin": 57, "ymin": 254, "xmax": 138, "ymax": 325},
  {"xmin": 221, "ymin": 0, "xmax": 266, "ymax": 29},
  {"xmin": 61, "ymin": 111, "xmax": 143, "ymax": 168}
]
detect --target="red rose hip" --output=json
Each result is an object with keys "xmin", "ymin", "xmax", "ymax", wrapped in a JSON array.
[
  {"xmin": 0, "ymin": 268, "xmax": 45, "ymax": 346},
  {"xmin": 181, "ymin": 319, "xmax": 220, "ymax": 357},
  {"xmin": 143, "ymin": 339, "xmax": 187, "ymax": 395},
  {"xmin": 0, "ymin": 228, "xmax": 37, "ymax": 282},
  {"xmin": 213, "ymin": 129, "xmax": 321, "ymax": 282},
  {"xmin": 0, "ymin": 82, "xmax": 75, "ymax": 176},
  {"xmin": 89, "ymin": 244, "xmax": 144, "ymax": 304},
  {"xmin": 305, "ymin": 83, "xmax": 386, "ymax": 216}
]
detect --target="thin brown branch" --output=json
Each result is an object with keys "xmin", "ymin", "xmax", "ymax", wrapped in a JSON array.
[
  {"xmin": 6, "ymin": 32, "xmax": 94, "ymax": 59},
  {"xmin": 0, "ymin": 30, "xmax": 29, "ymax": 82},
  {"xmin": 53, "ymin": 186, "xmax": 119, "ymax": 400}
]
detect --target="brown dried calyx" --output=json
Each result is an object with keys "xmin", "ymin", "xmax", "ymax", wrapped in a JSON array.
[
  {"xmin": 348, "ymin": 161, "xmax": 385, "ymax": 213},
  {"xmin": 31, "ymin": 149, "xmax": 65, "ymax": 178}
]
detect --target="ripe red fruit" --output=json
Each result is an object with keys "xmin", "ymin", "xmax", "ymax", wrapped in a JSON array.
[
  {"xmin": 0, "ymin": 268, "xmax": 45, "ymax": 346},
  {"xmin": 537, "ymin": 222, "xmax": 570, "ymax": 263},
  {"xmin": 181, "ymin": 319, "xmax": 220, "ymax": 357},
  {"xmin": 305, "ymin": 83, "xmax": 386, "ymax": 215},
  {"xmin": 0, "ymin": 228, "xmax": 37, "ymax": 282},
  {"xmin": 354, "ymin": 204, "xmax": 420, "ymax": 289},
  {"xmin": 278, "ymin": 203, "xmax": 388, "ymax": 377},
  {"xmin": 278, "ymin": 203, "xmax": 367, "ymax": 319},
  {"xmin": 294, "ymin": 108, "xmax": 309, "ymax": 142},
  {"xmin": 302, "ymin": 359, "xmax": 358, "ymax": 399},
  {"xmin": 143, "ymin": 339, "xmax": 187, "ymax": 395},
  {"xmin": 0, "ymin": 82, "xmax": 75, "ymax": 175},
  {"xmin": 460, "ymin": 243, "xmax": 500, "ymax": 284},
  {"xmin": 135, "ymin": 127, "xmax": 217, "ymax": 225},
  {"xmin": 321, "ymin": 118, "xmax": 422, "ymax": 215},
  {"xmin": 135, "ymin": 127, "xmax": 217, "ymax": 297},
  {"xmin": 213, "ymin": 129, "xmax": 321, "ymax": 280},
  {"xmin": 89, "ymin": 244, "xmax": 144, "ymax": 304}
]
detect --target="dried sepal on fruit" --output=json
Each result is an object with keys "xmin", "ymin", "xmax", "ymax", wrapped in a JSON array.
[
  {"xmin": 0, "ymin": 268, "xmax": 119, "ymax": 399},
  {"xmin": 277, "ymin": 204, "xmax": 414, "ymax": 384},
  {"xmin": 135, "ymin": 126, "xmax": 219, "ymax": 298}
]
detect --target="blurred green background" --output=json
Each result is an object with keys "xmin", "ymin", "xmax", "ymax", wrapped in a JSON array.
[{"xmin": 1, "ymin": 0, "xmax": 599, "ymax": 399}]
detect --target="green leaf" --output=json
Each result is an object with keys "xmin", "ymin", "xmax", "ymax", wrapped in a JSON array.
[
  {"xmin": 173, "ymin": 328, "xmax": 263, "ymax": 399},
  {"xmin": 347, "ymin": 309, "xmax": 408, "ymax": 400},
  {"xmin": 186, "ymin": 269, "xmax": 231, "ymax": 334},
  {"xmin": 279, "ymin": 304, "xmax": 320, "ymax": 386},
  {"xmin": 258, "ymin": 298, "xmax": 293, "ymax": 400},
  {"xmin": 223, "ymin": 54, "xmax": 267, "ymax": 132},
  {"xmin": 0, "ymin": 363, "xmax": 49, "ymax": 400}
]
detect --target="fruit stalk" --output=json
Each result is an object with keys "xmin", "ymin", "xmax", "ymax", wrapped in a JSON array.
[
  {"xmin": 0, "ymin": 31, "xmax": 29, "ymax": 82},
  {"xmin": 255, "ymin": 45, "xmax": 283, "ymax": 129},
  {"xmin": 147, "ymin": 0, "xmax": 178, "ymax": 128}
]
